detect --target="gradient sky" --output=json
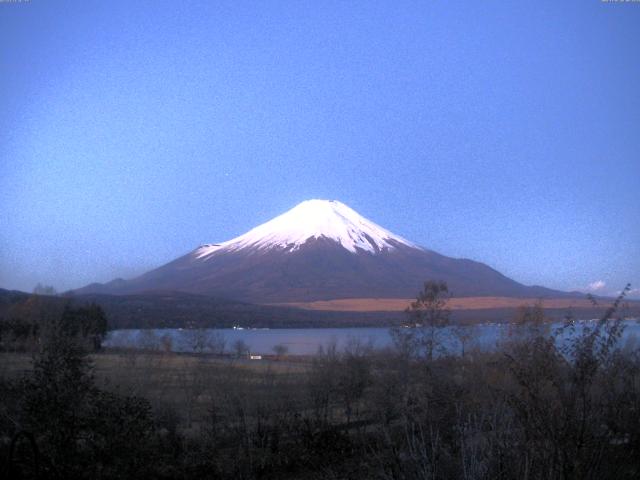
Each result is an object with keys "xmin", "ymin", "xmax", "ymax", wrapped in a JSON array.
[{"xmin": 1, "ymin": 1, "xmax": 639, "ymax": 298}]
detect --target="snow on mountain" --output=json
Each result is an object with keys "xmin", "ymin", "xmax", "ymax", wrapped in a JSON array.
[{"xmin": 194, "ymin": 199, "xmax": 419, "ymax": 258}]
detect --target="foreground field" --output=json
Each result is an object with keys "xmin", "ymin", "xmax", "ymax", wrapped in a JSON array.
[
  {"xmin": 2, "ymin": 305, "xmax": 640, "ymax": 479},
  {"xmin": 1, "ymin": 350, "xmax": 310, "ymax": 430}
]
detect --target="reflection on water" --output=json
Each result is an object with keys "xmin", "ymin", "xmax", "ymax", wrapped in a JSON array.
[{"xmin": 104, "ymin": 319, "xmax": 640, "ymax": 356}]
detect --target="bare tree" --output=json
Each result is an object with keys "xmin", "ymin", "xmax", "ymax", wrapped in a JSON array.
[
  {"xmin": 181, "ymin": 328, "xmax": 226, "ymax": 355},
  {"xmin": 451, "ymin": 322, "xmax": 476, "ymax": 358},
  {"xmin": 208, "ymin": 331, "xmax": 226, "ymax": 355},
  {"xmin": 339, "ymin": 337, "xmax": 373, "ymax": 424},
  {"xmin": 405, "ymin": 280, "xmax": 451, "ymax": 361},
  {"xmin": 184, "ymin": 328, "xmax": 209, "ymax": 354},
  {"xmin": 508, "ymin": 299, "xmax": 549, "ymax": 342},
  {"xmin": 160, "ymin": 333, "xmax": 173, "ymax": 354},
  {"xmin": 389, "ymin": 324, "xmax": 420, "ymax": 360},
  {"xmin": 497, "ymin": 299, "xmax": 551, "ymax": 353},
  {"xmin": 233, "ymin": 339, "xmax": 249, "ymax": 358},
  {"xmin": 272, "ymin": 343, "xmax": 288, "ymax": 358}
]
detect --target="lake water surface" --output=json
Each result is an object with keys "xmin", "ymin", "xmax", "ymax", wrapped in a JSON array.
[{"xmin": 105, "ymin": 319, "xmax": 640, "ymax": 356}]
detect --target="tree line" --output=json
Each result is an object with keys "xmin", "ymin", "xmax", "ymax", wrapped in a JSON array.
[{"xmin": 0, "ymin": 295, "xmax": 107, "ymax": 353}]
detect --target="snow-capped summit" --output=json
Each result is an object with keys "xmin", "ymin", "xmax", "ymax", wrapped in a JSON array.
[{"xmin": 194, "ymin": 199, "xmax": 418, "ymax": 258}]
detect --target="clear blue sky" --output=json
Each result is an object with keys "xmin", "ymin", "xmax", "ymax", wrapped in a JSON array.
[{"xmin": 1, "ymin": 0, "xmax": 638, "ymax": 297}]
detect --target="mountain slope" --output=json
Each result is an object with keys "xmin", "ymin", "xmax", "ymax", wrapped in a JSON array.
[{"xmin": 73, "ymin": 199, "xmax": 569, "ymax": 302}]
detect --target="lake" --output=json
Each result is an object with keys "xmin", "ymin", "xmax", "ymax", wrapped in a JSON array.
[{"xmin": 104, "ymin": 319, "xmax": 640, "ymax": 356}]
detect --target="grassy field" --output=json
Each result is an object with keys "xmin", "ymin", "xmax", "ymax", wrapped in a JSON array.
[
  {"xmin": 1, "ymin": 350, "xmax": 311, "ymax": 432},
  {"xmin": 3, "ymin": 320, "xmax": 640, "ymax": 480},
  {"xmin": 273, "ymin": 296, "xmax": 640, "ymax": 311}
]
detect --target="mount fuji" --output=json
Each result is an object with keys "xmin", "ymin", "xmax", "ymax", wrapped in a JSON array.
[{"xmin": 73, "ymin": 199, "xmax": 566, "ymax": 302}]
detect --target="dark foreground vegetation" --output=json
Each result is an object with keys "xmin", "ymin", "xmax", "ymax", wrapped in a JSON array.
[{"xmin": 1, "ymin": 286, "xmax": 639, "ymax": 479}]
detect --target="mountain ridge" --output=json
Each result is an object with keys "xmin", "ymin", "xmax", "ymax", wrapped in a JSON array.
[{"xmin": 72, "ymin": 199, "xmax": 573, "ymax": 302}]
